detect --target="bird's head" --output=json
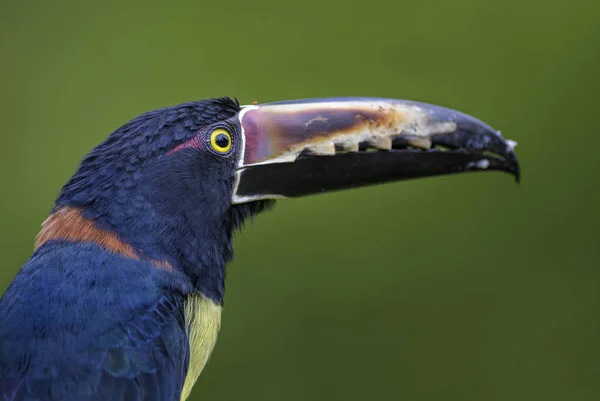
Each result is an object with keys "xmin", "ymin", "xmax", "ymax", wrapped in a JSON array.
[{"xmin": 48, "ymin": 97, "xmax": 519, "ymax": 303}]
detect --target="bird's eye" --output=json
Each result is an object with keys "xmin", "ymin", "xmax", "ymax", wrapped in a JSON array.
[{"xmin": 209, "ymin": 128, "xmax": 232, "ymax": 153}]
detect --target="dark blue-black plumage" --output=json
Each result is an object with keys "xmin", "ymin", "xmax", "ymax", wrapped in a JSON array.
[
  {"xmin": 56, "ymin": 97, "xmax": 243, "ymax": 303},
  {"xmin": 0, "ymin": 97, "xmax": 273, "ymax": 400},
  {"xmin": 0, "ymin": 243, "xmax": 191, "ymax": 401}
]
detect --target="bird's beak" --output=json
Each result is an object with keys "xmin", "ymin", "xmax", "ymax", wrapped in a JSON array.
[{"xmin": 233, "ymin": 97, "xmax": 520, "ymax": 203}]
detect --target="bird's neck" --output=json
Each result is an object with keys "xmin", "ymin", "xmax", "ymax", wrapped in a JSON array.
[
  {"xmin": 36, "ymin": 207, "xmax": 175, "ymax": 270},
  {"xmin": 47, "ymin": 197, "xmax": 232, "ymax": 304},
  {"xmin": 52, "ymin": 149, "xmax": 272, "ymax": 304}
]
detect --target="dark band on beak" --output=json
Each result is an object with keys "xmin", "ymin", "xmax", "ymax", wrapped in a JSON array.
[{"xmin": 233, "ymin": 97, "xmax": 519, "ymax": 203}]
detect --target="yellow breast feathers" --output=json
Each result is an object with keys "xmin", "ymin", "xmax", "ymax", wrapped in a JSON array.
[{"xmin": 181, "ymin": 293, "xmax": 222, "ymax": 401}]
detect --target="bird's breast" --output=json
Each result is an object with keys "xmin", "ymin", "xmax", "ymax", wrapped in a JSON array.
[{"xmin": 181, "ymin": 293, "xmax": 222, "ymax": 401}]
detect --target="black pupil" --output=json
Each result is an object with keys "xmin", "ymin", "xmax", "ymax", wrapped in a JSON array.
[{"xmin": 215, "ymin": 133, "xmax": 230, "ymax": 149}]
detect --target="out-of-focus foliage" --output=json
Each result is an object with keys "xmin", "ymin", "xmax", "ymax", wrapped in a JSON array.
[{"xmin": 1, "ymin": 0, "xmax": 598, "ymax": 400}]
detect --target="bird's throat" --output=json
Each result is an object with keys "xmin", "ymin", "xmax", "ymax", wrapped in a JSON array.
[{"xmin": 181, "ymin": 292, "xmax": 222, "ymax": 401}]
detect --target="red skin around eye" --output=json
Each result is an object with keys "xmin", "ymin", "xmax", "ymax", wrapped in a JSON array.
[{"xmin": 167, "ymin": 132, "xmax": 205, "ymax": 155}]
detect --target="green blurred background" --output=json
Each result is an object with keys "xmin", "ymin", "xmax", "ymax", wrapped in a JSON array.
[{"xmin": 1, "ymin": 0, "xmax": 599, "ymax": 400}]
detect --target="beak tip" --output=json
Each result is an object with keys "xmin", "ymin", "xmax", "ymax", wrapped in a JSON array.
[
  {"xmin": 505, "ymin": 140, "xmax": 521, "ymax": 183},
  {"xmin": 513, "ymin": 161, "xmax": 521, "ymax": 184},
  {"xmin": 503, "ymin": 149, "xmax": 521, "ymax": 183},
  {"xmin": 512, "ymin": 165, "xmax": 521, "ymax": 184}
]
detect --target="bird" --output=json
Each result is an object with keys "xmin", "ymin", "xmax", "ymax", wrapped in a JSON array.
[{"xmin": 0, "ymin": 97, "xmax": 520, "ymax": 400}]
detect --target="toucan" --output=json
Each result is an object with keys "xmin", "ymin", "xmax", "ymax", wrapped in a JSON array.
[{"xmin": 0, "ymin": 97, "xmax": 519, "ymax": 400}]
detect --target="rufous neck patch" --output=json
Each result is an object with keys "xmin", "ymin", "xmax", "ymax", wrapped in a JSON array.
[{"xmin": 36, "ymin": 206, "xmax": 173, "ymax": 270}]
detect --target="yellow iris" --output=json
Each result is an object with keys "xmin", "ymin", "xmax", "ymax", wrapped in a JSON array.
[{"xmin": 209, "ymin": 128, "xmax": 232, "ymax": 153}]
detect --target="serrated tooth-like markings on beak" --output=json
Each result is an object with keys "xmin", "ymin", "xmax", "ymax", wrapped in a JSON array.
[
  {"xmin": 365, "ymin": 136, "xmax": 393, "ymax": 150},
  {"xmin": 406, "ymin": 136, "xmax": 433, "ymax": 150},
  {"xmin": 334, "ymin": 141, "xmax": 360, "ymax": 152},
  {"xmin": 303, "ymin": 141, "xmax": 336, "ymax": 156},
  {"xmin": 239, "ymin": 101, "xmax": 431, "ymax": 166}
]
